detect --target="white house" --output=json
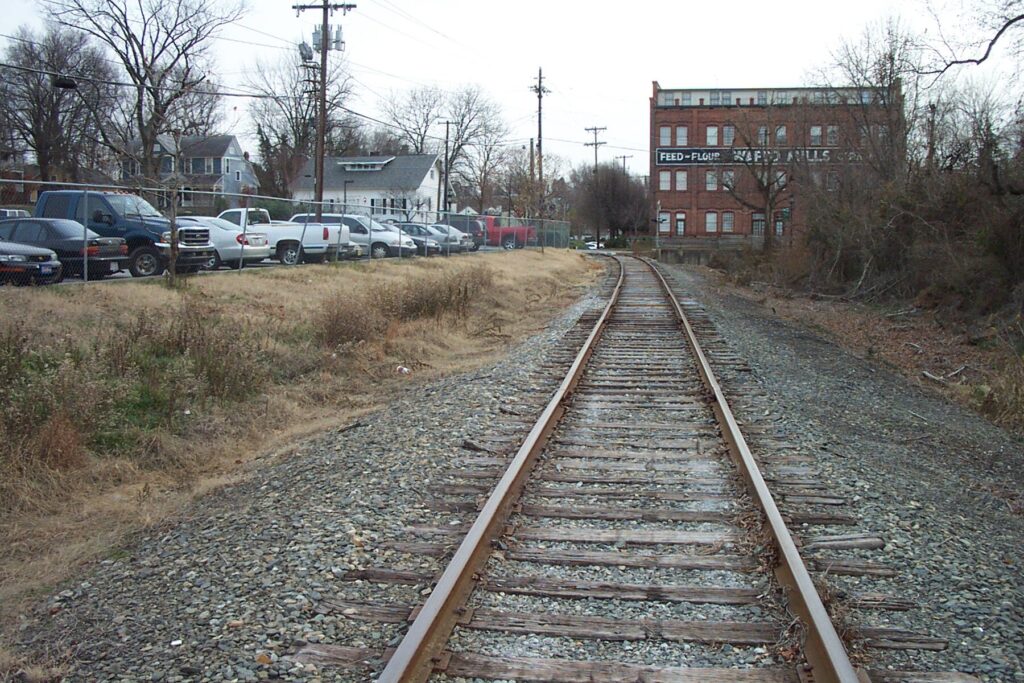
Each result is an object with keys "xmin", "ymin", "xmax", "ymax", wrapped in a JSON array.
[{"xmin": 290, "ymin": 154, "xmax": 446, "ymax": 222}]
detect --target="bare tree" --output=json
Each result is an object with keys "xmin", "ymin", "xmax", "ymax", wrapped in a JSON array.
[
  {"xmin": 572, "ymin": 163, "xmax": 649, "ymax": 240},
  {"xmin": 381, "ymin": 85, "xmax": 445, "ymax": 154},
  {"xmin": 44, "ymin": 0, "xmax": 246, "ymax": 180},
  {"xmin": 444, "ymin": 85, "xmax": 505, "ymax": 184},
  {"xmin": 459, "ymin": 117, "xmax": 511, "ymax": 212},
  {"xmin": 922, "ymin": 1, "xmax": 1024, "ymax": 77},
  {"xmin": 246, "ymin": 51, "xmax": 353, "ymax": 196},
  {"xmin": 0, "ymin": 26, "xmax": 116, "ymax": 181}
]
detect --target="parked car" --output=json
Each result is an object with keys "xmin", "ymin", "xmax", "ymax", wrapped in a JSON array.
[
  {"xmin": 0, "ymin": 208, "xmax": 31, "ymax": 219},
  {"xmin": 286, "ymin": 213, "xmax": 361, "ymax": 260},
  {"xmin": 391, "ymin": 223, "xmax": 442, "ymax": 256},
  {"xmin": 218, "ymin": 208, "xmax": 343, "ymax": 264},
  {"xmin": 440, "ymin": 214, "xmax": 485, "ymax": 250},
  {"xmin": 585, "ymin": 240, "xmax": 604, "ymax": 250},
  {"xmin": 177, "ymin": 216, "xmax": 271, "ymax": 269},
  {"xmin": 0, "ymin": 239, "xmax": 61, "ymax": 285},
  {"xmin": 333, "ymin": 215, "xmax": 417, "ymax": 258},
  {"xmin": 0, "ymin": 217, "xmax": 128, "ymax": 279},
  {"xmin": 34, "ymin": 191, "xmax": 214, "ymax": 277},
  {"xmin": 430, "ymin": 224, "xmax": 473, "ymax": 253}
]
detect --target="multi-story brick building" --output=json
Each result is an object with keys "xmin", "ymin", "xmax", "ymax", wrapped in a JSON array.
[{"xmin": 649, "ymin": 81, "xmax": 895, "ymax": 246}]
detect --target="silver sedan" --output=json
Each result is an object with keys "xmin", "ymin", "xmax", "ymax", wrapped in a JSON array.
[{"xmin": 177, "ymin": 216, "xmax": 272, "ymax": 269}]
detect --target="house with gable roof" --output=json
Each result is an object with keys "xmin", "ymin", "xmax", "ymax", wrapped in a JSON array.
[{"xmin": 290, "ymin": 153, "xmax": 447, "ymax": 222}]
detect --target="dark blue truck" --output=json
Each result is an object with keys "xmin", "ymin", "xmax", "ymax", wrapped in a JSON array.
[{"xmin": 34, "ymin": 191, "xmax": 215, "ymax": 277}]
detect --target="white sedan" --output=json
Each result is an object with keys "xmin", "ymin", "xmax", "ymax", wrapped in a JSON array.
[{"xmin": 178, "ymin": 216, "xmax": 271, "ymax": 269}]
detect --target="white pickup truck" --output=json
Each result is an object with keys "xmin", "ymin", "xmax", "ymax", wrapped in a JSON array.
[{"xmin": 217, "ymin": 208, "xmax": 354, "ymax": 264}]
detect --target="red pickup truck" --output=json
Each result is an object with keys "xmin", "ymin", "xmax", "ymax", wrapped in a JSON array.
[{"xmin": 444, "ymin": 214, "xmax": 536, "ymax": 250}]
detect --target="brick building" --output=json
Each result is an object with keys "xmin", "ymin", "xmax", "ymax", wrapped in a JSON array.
[{"xmin": 649, "ymin": 82, "xmax": 894, "ymax": 246}]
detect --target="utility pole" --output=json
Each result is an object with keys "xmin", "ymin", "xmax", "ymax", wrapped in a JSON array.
[
  {"xmin": 293, "ymin": 0, "xmax": 355, "ymax": 221},
  {"xmin": 528, "ymin": 137, "xmax": 534, "ymax": 219},
  {"xmin": 443, "ymin": 120, "xmax": 452, "ymax": 214},
  {"xmin": 530, "ymin": 68, "xmax": 549, "ymax": 224},
  {"xmin": 584, "ymin": 126, "xmax": 607, "ymax": 173},
  {"xmin": 615, "ymin": 154, "xmax": 632, "ymax": 173}
]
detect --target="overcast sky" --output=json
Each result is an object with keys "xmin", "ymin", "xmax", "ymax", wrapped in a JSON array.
[{"xmin": 1, "ymin": 0, "xmax": 1015, "ymax": 176}]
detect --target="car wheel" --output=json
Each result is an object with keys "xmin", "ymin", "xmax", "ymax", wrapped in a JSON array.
[
  {"xmin": 207, "ymin": 252, "xmax": 223, "ymax": 270},
  {"xmin": 302, "ymin": 252, "xmax": 326, "ymax": 264},
  {"xmin": 277, "ymin": 242, "xmax": 301, "ymax": 265},
  {"xmin": 502, "ymin": 236, "xmax": 516, "ymax": 250},
  {"xmin": 471, "ymin": 244, "xmax": 480, "ymax": 252},
  {"xmin": 128, "ymin": 246, "xmax": 164, "ymax": 277},
  {"xmin": 370, "ymin": 242, "xmax": 390, "ymax": 259}
]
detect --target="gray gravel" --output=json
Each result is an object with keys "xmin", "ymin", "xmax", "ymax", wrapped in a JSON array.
[
  {"xmin": 10, "ymin": 284, "xmax": 610, "ymax": 682},
  {"xmin": 662, "ymin": 263, "xmax": 1024, "ymax": 682}
]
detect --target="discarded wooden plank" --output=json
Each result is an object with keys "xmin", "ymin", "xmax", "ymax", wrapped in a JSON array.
[
  {"xmin": 868, "ymin": 671, "xmax": 980, "ymax": 682},
  {"xmin": 786, "ymin": 511, "xmax": 858, "ymax": 526},
  {"xmin": 506, "ymin": 548, "xmax": 757, "ymax": 572},
  {"xmin": 531, "ymin": 485, "xmax": 735, "ymax": 502},
  {"xmin": 315, "ymin": 599, "xmax": 411, "ymax": 623},
  {"xmin": 465, "ymin": 609, "xmax": 780, "ymax": 644},
  {"xmin": 443, "ymin": 652, "xmax": 800, "ymax": 682},
  {"xmin": 540, "ymin": 472, "xmax": 731, "ymax": 487},
  {"xmin": 847, "ymin": 593, "xmax": 915, "ymax": 611},
  {"xmin": 858, "ymin": 627, "xmax": 948, "ymax": 651},
  {"xmin": 483, "ymin": 575, "xmax": 759, "ymax": 604},
  {"xmin": 289, "ymin": 644, "xmax": 380, "ymax": 669},
  {"xmin": 809, "ymin": 557, "xmax": 897, "ymax": 577},
  {"xmin": 802, "ymin": 534, "xmax": 885, "ymax": 551},
  {"xmin": 343, "ymin": 568, "xmax": 435, "ymax": 585}
]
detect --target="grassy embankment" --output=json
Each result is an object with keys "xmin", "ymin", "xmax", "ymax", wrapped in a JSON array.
[{"xmin": 0, "ymin": 250, "xmax": 598, "ymax": 644}]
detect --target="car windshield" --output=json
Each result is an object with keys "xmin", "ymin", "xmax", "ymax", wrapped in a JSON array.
[
  {"xmin": 368, "ymin": 219, "xmax": 395, "ymax": 232},
  {"xmin": 105, "ymin": 194, "xmax": 163, "ymax": 218}
]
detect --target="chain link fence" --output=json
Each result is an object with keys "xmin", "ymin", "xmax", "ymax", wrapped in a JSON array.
[{"xmin": 0, "ymin": 177, "xmax": 574, "ymax": 284}]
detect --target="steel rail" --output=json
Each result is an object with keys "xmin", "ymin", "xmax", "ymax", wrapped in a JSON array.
[
  {"xmin": 646, "ymin": 258, "xmax": 869, "ymax": 683},
  {"xmin": 376, "ymin": 255, "xmax": 626, "ymax": 683}
]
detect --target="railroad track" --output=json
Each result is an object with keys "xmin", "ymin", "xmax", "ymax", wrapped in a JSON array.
[{"xmin": 292, "ymin": 255, "xmax": 975, "ymax": 682}]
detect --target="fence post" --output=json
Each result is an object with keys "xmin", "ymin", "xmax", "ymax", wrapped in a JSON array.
[{"xmin": 82, "ymin": 189, "xmax": 89, "ymax": 283}]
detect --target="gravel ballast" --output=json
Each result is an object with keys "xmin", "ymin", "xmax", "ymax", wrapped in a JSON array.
[
  {"xmin": 11, "ymin": 283, "xmax": 609, "ymax": 682},
  {"xmin": 662, "ymin": 264, "xmax": 1024, "ymax": 682}
]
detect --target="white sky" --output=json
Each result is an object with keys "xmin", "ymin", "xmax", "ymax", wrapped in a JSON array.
[{"xmin": 1, "ymin": 0, "xmax": 1016, "ymax": 176}]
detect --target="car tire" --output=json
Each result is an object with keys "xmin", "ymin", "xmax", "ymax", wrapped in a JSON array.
[
  {"xmin": 207, "ymin": 252, "xmax": 223, "ymax": 270},
  {"xmin": 502, "ymin": 236, "xmax": 516, "ymax": 250},
  {"xmin": 370, "ymin": 242, "xmax": 391, "ymax": 259},
  {"xmin": 471, "ymin": 244, "xmax": 480, "ymax": 252},
  {"xmin": 277, "ymin": 242, "xmax": 301, "ymax": 265},
  {"xmin": 302, "ymin": 252, "xmax": 326, "ymax": 264},
  {"xmin": 128, "ymin": 246, "xmax": 164, "ymax": 277}
]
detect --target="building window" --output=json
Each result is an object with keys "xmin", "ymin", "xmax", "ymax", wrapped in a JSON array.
[
  {"xmin": 659, "ymin": 170, "xmax": 671, "ymax": 191},
  {"xmin": 752, "ymin": 212, "xmax": 765, "ymax": 236},
  {"xmin": 826, "ymin": 170, "xmax": 840, "ymax": 191},
  {"xmin": 720, "ymin": 90, "xmax": 732, "ymax": 105},
  {"xmin": 757, "ymin": 91, "xmax": 767, "ymax": 105},
  {"xmin": 675, "ymin": 212, "xmax": 686, "ymax": 235},
  {"xmin": 705, "ymin": 211, "xmax": 718, "ymax": 233},
  {"xmin": 722, "ymin": 169, "xmax": 735, "ymax": 190},
  {"xmin": 710, "ymin": 91, "xmax": 721, "ymax": 106},
  {"xmin": 722, "ymin": 211, "xmax": 734, "ymax": 232},
  {"xmin": 810, "ymin": 125, "xmax": 823, "ymax": 146},
  {"xmin": 224, "ymin": 158, "xmax": 231, "ymax": 173},
  {"xmin": 706, "ymin": 125, "xmax": 718, "ymax": 146},
  {"xmin": 826, "ymin": 125, "xmax": 839, "ymax": 146},
  {"xmin": 705, "ymin": 170, "xmax": 718, "ymax": 191},
  {"xmin": 775, "ymin": 214, "xmax": 785, "ymax": 236},
  {"xmin": 675, "ymin": 126, "xmax": 688, "ymax": 146},
  {"xmin": 659, "ymin": 126, "xmax": 671, "ymax": 146},
  {"xmin": 758, "ymin": 126, "xmax": 768, "ymax": 145},
  {"xmin": 658, "ymin": 211, "xmax": 670, "ymax": 233},
  {"xmin": 680, "ymin": 92, "xmax": 692, "ymax": 105},
  {"xmin": 235, "ymin": 170, "xmax": 240, "ymax": 182},
  {"xmin": 723, "ymin": 125, "xmax": 735, "ymax": 146},
  {"xmin": 860, "ymin": 90, "xmax": 872, "ymax": 104},
  {"xmin": 775, "ymin": 125, "xmax": 787, "ymax": 145},
  {"xmin": 775, "ymin": 170, "xmax": 787, "ymax": 188},
  {"xmin": 675, "ymin": 170, "xmax": 687, "ymax": 191}
]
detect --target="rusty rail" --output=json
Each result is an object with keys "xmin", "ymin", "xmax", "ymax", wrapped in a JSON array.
[
  {"xmin": 375, "ymin": 256, "xmax": 626, "ymax": 683},
  {"xmin": 646, "ymin": 258, "xmax": 868, "ymax": 683}
]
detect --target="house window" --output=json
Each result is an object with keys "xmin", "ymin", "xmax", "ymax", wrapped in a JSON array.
[
  {"xmin": 722, "ymin": 170, "xmax": 735, "ymax": 190},
  {"xmin": 722, "ymin": 211, "xmax": 734, "ymax": 233},
  {"xmin": 191, "ymin": 158, "xmax": 204, "ymax": 174},
  {"xmin": 723, "ymin": 125, "xmax": 735, "ymax": 146},
  {"xmin": 826, "ymin": 125, "xmax": 839, "ymax": 146},
  {"xmin": 705, "ymin": 171, "xmax": 718, "ymax": 191},
  {"xmin": 658, "ymin": 211, "xmax": 670, "ymax": 233},
  {"xmin": 810, "ymin": 125, "xmax": 823, "ymax": 146},
  {"xmin": 675, "ymin": 126, "xmax": 688, "ymax": 146},
  {"xmin": 706, "ymin": 125, "xmax": 719, "ymax": 146},
  {"xmin": 758, "ymin": 126, "xmax": 768, "ymax": 145},
  {"xmin": 752, "ymin": 212, "xmax": 765, "ymax": 236},
  {"xmin": 180, "ymin": 187, "xmax": 193, "ymax": 207},
  {"xmin": 659, "ymin": 126, "xmax": 671, "ymax": 146},
  {"xmin": 705, "ymin": 211, "xmax": 718, "ymax": 232},
  {"xmin": 235, "ymin": 170, "xmax": 241, "ymax": 181},
  {"xmin": 675, "ymin": 170, "xmax": 687, "ymax": 191},
  {"xmin": 675, "ymin": 212, "xmax": 686, "ymax": 235},
  {"xmin": 212, "ymin": 158, "xmax": 222, "ymax": 174},
  {"xmin": 224, "ymin": 158, "xmax": 231, "ymax": 173},
  {"xmin": 775, "ymin": 125, "xmax": 787, "ymax": 145},
  {"xmin": 659, "ymin": 170, "xmax": 671, "ymax": 191}
]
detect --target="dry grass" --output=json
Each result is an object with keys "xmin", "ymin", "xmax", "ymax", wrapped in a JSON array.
[{"xmin": 0, "ymin": 250, "xmax": 598, "ymax": 667}]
